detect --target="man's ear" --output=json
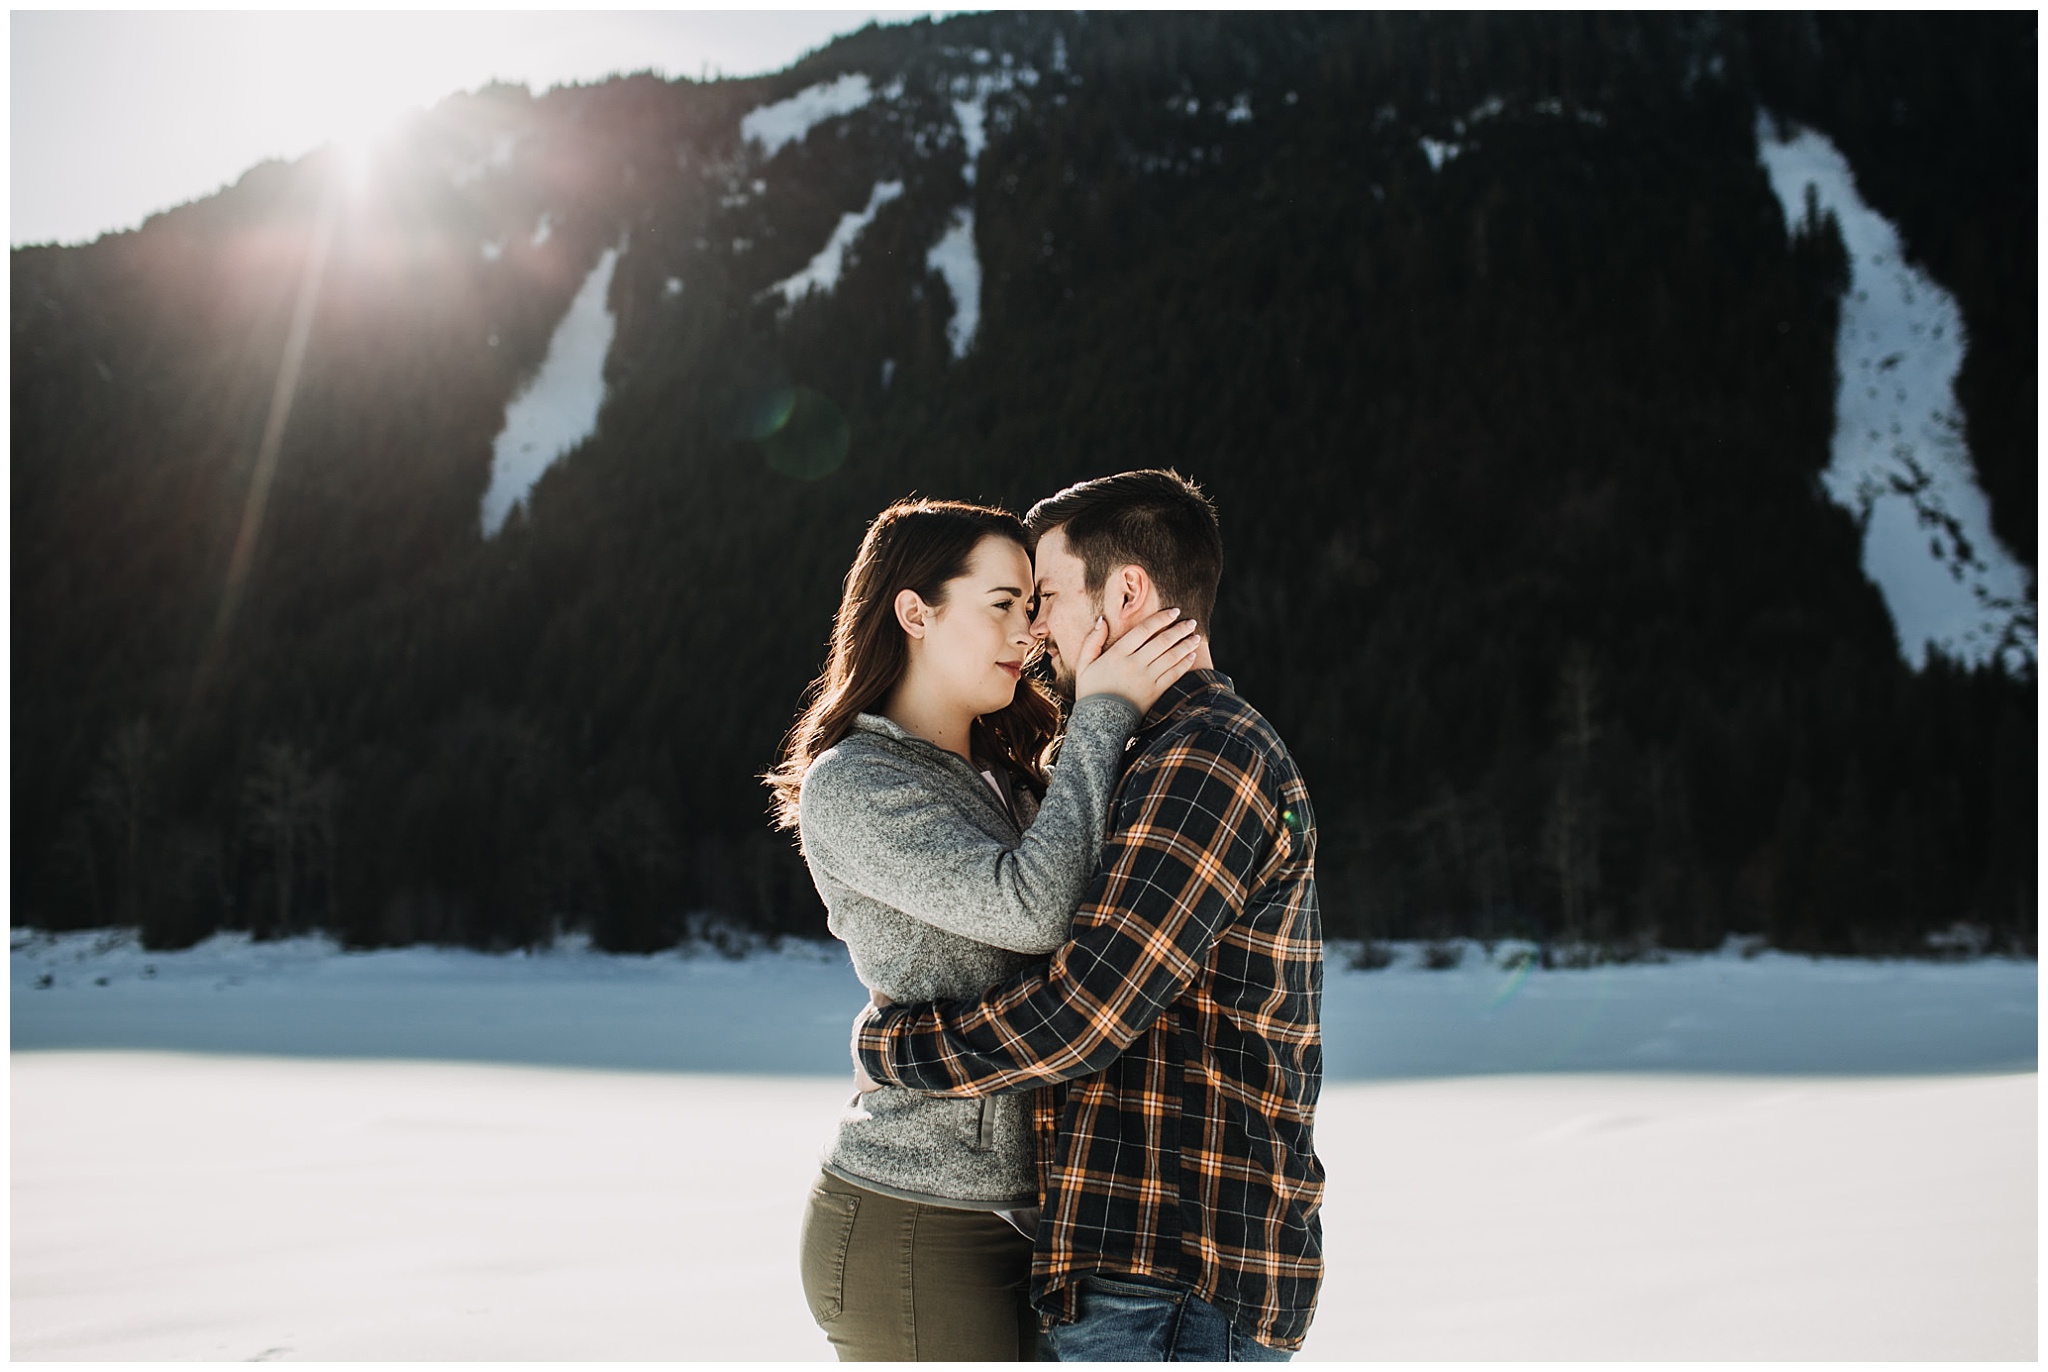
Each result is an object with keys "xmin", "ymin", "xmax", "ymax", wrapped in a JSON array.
[
  {"xmin": 1108, "ymin": 564, "xmax": 1152, "ymax": 625},
  {"xmin": 893, "ymin": 588, "xmax": 930, "ymax": 639}
]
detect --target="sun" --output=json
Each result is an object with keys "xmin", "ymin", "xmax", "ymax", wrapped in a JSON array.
[{"xmin": 327, "ymin": 101, "xmax": 408, "ymax": 194}]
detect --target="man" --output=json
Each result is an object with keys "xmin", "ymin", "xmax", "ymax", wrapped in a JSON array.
[{"xmin": 854, "ymin": 469, "xmax": 1324, "ymax": 1360}]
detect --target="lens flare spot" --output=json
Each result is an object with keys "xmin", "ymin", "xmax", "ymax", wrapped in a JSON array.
[
  {"xmin": 760, "ymin": 388, "xmax": 849, "ymax": 480},
  {"xmin": 744, "ymin": 385, "xmax": 798, "ymax": 441},
  {"xmin": 722, "ymin": 361, "xmax": 797, "ymax": 443},
  {"xmin": 1488, "ymin": 952, "xmax": 1536, "ymax": 1010}
]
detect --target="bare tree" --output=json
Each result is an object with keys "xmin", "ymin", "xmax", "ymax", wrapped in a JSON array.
[
  {"xmin": 1405, "ymin": 781, "xmax": 1471, "ymax": 964},
  {"xmin": 1473, "ymin": 796, "xmax": 1515, "ymax": 947},
  {"xmin": 52, "ymin": 809, "xmax": 106, "ymax": 926},
  {"xmin": 243, "ymin": 742, "xmax": 337, "ymax": 937},
  {"xmin": 87, "ymin": 718, "xmax": 155, "ymax": 927},
  {"xmin": 1542, "ymin": 647, "xmax": 1603, "ymax": 957}
]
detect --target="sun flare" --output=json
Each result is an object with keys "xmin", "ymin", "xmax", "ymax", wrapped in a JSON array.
[{"xmin": 327, "ymin": 102, "xmax": 409, "ymax": 193}]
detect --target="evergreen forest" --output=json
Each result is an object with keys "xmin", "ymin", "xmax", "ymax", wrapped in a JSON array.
[{"xmin": 11, "ymin": 12, "xmax": 2036, "ymax": 960}]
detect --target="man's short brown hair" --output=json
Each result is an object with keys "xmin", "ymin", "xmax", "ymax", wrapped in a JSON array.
[{"xmin": 1025, "ymin": 469, "xmax": 1222, "ymax": 627}]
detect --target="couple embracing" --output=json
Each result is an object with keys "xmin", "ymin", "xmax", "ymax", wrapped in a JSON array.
[{"xmin": 767, "ymin": 470, "xmax": 1323, "ymax": 1361}]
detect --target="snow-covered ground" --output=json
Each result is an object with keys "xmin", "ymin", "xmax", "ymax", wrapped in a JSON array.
[
  {"xmin": 13, "ymin": 932, "xmax": 2032, "ymax": 1080},
  {"xmin": 12, "ymin": 933, "xmax": 2036, "ymax": 1359},
  {"xmin": 1756, "ymin": 113, "xmax": 2035, "ymax": 674},
  {"xmin": 479, "ymin": 244, "xmax": 619, "ymax": 537}
]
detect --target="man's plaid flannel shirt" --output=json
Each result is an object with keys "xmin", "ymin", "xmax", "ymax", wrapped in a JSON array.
[{"xmin": 856, "ymin": 670, "xmax": 1324, "ymax": 1350}]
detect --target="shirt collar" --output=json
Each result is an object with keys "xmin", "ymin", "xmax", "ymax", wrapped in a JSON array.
[
  {"xmin": 851, "ymin": 711, "xmax": 913, "ymax": 742},
  {"xmin": 849, "ymin": 712, "xmax": 987, "ymax": 774},
  {"xmin": 1139, "ymin": 668, "xmax": 1232, "ymax": 734}
]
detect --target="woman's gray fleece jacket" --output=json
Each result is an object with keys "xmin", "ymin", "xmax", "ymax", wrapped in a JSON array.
[{"xmin": 797, "ymin": 692, "xmax": 1141, "ymax": 1210}]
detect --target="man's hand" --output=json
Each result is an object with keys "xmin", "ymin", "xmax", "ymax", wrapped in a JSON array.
[
  {"xmin": 853, "ymin": 1057, "xmax": 883, "ymax": 1094},
  {"xmin": 853, "ymin": 991, "xmax": 892, "ymax": 1093},
  {"xmin": 1074, "ymin": 607, "xmax": 1202, "ymax": 716}
]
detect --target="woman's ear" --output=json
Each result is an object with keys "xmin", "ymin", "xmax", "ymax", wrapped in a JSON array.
[{"xmin": 893, "ymin": 588, "xmax": 929, "ymax": 639}]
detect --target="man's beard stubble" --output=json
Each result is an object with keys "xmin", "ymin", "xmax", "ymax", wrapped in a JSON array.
[
  {"xmin": 1029, "ymin": 594, "xmax": 1104, "ymax": 704},
  {"xmin": 1029, "ymin": 645, "xmax": 1076, "ymax": 703}
]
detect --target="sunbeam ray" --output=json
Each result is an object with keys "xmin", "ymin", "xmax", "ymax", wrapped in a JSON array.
[{"xmin": 181, "ymin": 171, "xmax": 342, "ymax": 730}]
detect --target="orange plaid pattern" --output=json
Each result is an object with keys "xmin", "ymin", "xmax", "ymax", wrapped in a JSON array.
[{"xmin": 857, "ymin": 671, "xmax": 1324, "ymax": 1349}]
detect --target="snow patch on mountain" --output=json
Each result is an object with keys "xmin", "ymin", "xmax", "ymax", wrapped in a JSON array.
[
  {"xmin": 769, "ymin": 179, "xmax": 903, "ymax": 308},
  {"xmin": 721, "ymin": 178, "xmax": 767, "ymax": 210},
  {"xmin": 952, "ymin": 99, "xmax": 989, "ymax": 184},
  {"xmin": 1522, "ymin": 97, "xmax": 1607, "ymax": 127},
  {"xmin": 1756, "ymin": 114, "xmax": 2035, "ymax": 674},
  {"xmin": 1414, "ymin": 94, "xmax": 1605, "ymax": 164},
  {"xmin": 926, "ymin": 208, "xmax": 981, "ymax": 359},
  {"xmin": 919, "ymin": 63, "xmax": 1030, "ymax": 350},
  {"xmin": 1458, "ymin": 95, "xmax": 1506, "ymax": 131},
  {"xmin": 480, "ymin": 246, "xmax": 619, "ymax": 537},
  {"xmin": 454, "ymin": 132, "xmax": 518, "ymax": 187},
  {"xmin": 946, "ymin": 64, "xmax": 1034, "ymax": 186},
  {"xmin": 741, "ymin": 73, "xmax": 875, "ymax": 160}
]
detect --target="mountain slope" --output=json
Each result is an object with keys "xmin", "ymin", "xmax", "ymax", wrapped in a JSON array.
[{"xmin": 11, "ymin": 11, "xmax": 2035, "ymax": 956}]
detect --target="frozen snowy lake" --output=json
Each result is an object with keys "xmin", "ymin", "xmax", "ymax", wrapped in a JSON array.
[{"xmin": 11, "ymin": 933, "xmax": 2037, "ymax": 1360}]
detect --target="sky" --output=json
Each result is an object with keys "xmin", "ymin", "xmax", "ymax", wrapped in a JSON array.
[{"xmin": 10, "ymin": 10, "xmax": 934, "ymax": 248}]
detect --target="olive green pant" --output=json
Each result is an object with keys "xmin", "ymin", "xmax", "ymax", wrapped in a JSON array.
[{"xmin": 800, "ymin": 1170, "xmax": 1039, "ymax": 1361}]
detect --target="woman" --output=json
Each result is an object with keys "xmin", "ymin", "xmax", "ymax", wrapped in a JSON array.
[{"xmin": 765, "ymin": 498, "xmax": 1200, "ymax": 1361}]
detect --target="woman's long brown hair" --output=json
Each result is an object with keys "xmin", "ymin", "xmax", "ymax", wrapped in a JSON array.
[{"xmin": 765, "ymin": 499, "xmax": 1061, "ymax": 831}]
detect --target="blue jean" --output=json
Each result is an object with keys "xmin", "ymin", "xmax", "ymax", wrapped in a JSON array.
[{"xmin": 1042, "ymin": 1274, "xmax": 1293, "ymax": 1362}]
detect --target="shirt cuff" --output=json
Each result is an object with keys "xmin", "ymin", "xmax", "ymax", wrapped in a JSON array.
[
  {"xmin": 851, "ymin": 1000, "xmax": 888, "ymax": 1082},
  {"xmin": 1069, "ymin": 690, "xmax": 1142, "ymax": 736}
]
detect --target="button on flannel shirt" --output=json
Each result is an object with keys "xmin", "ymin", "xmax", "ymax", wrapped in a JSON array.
[{"xmin": 855, "ymin": 670, "xmax": 1325, "ymax": 1350}]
